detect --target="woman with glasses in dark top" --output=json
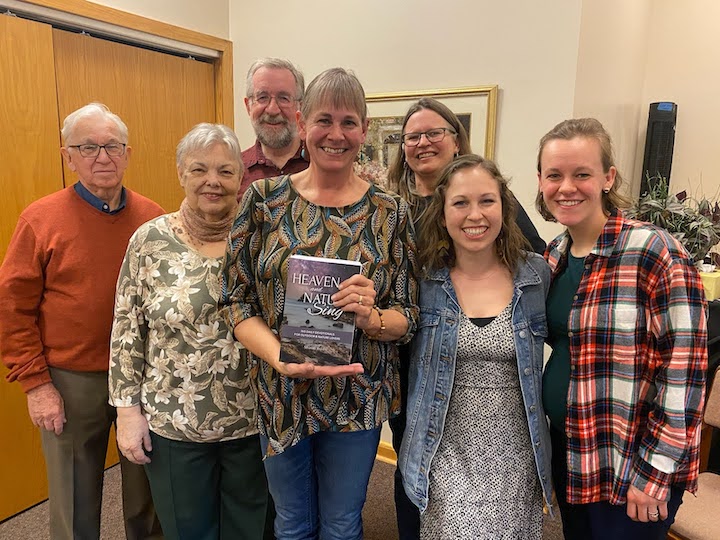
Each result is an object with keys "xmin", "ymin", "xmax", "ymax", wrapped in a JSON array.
[{"xmin": 385, "ymin": 98, "xmax": 546, "ymax": 540}]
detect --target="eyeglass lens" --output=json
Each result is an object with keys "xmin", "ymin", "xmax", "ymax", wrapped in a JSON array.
[
  {"xmin": 252, "ymin": 93, "xmax": 295, "ymax": 107},
  {"xmin": 75, "ymin": 143, "xmax": 126, "ymax": 157},
  {"xmin": 402, "ymin": 128, "xmax": 454, "ymax": 146}
]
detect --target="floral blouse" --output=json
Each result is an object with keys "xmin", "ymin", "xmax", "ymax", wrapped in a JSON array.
[
  {"xmin": 220, "ymin": 175, "xmax": 419, "ymax": 455},
  {"xmin": 109, "ymin": 215, "xmax": 257, "ymax": 443}
]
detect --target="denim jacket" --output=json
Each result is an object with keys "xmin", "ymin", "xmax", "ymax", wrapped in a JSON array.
[{"xmin": 398, "ymin": 253, "xmax": 554, "ymax": 514}]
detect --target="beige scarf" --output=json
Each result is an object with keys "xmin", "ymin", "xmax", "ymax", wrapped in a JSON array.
[{"xmin": 178, "ymin": 199, "xmax": 235, "ymax": 243}]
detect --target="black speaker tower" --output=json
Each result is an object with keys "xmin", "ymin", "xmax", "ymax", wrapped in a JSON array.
[{"xmin": 640, "ymin": 102, "xmax": 677, "ymax": 196}]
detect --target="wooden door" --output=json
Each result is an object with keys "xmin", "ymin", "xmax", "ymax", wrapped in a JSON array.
[
  {"xmin": 0, "ymin": 14, "xmax": 65, "ymax": 521},
  {"xmin": 0, "ymin": 21, "xmax": 219, "ymax": 524},
  {"xmin": 53, "ymin": 29, "xmax": 217, "ymax": 213}
]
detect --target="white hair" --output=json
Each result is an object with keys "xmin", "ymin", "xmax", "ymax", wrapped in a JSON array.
[
  {"xmin": 61, "ymin": 103, "xmax": 128, "ymax": 143},
  {"xmin": 175, "ymin": 123, "xmax": 243, "ymax": 174}
]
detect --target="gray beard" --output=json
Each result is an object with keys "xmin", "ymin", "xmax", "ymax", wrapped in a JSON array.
[{"xmin": 254, "ymin": 120, "xmax": 296, "ymax": 150}]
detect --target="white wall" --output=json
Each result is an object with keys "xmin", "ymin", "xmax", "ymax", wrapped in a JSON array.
[
  {"xmin": 640, "ymin": 0, "xmax": 720, "ymax": 199},
  {"xmin": 90, "ymin": 0, "xmax": 230, "ymax": 38},
  {"xmin": 229, "ymin": 0, "xmax": 583, "ymax": 243},
  {"xmin": 573, "ymin": 0, "xmax": 652, "ymax": 196},
  {"xmin": 573, "ymin": 0, "xmax": 720, "ymax": 202}
]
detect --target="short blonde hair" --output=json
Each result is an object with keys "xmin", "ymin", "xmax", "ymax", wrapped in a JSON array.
[{"xmin": 300, "ymin": 68, "xmax": 367, "ymax": 124}]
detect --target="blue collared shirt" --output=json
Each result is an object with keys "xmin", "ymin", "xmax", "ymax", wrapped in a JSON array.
[{"xmin": 74, "ymin": 182, "xmax": 126, "ymax": 214}]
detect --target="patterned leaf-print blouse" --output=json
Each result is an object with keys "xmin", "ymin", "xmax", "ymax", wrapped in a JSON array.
[
  {"xmin": 109, "ymin": 215, "xmax": 257, "ymax": 443},
  {"xmin": 220, "ymin": 175, "xmax": 419, "ymax": 455}
]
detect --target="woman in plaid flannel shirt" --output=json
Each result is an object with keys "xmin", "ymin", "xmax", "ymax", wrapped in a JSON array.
[{"xmin": 535, "ymin": 118, "xmax": 707, "ymax": 540}]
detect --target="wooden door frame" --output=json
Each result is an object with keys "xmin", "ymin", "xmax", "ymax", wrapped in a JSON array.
[{"xmin": 22, "ymin": 0, "xmax": 234, "ymax": 127}]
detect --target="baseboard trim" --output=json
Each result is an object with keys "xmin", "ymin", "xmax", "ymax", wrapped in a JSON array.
[{"xmin": 376, "ymin": 441, "xmax": 397, "ymax": 465}]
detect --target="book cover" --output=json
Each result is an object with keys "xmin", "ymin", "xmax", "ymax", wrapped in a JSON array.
[{"xmin": 280, "ymin": 254, "xmax": 363, "ymax": 366}]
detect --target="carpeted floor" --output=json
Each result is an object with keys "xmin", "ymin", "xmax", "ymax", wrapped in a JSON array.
[{"xmin": 0, "ymin": 460, "xmax": 564, "ymax": 539}]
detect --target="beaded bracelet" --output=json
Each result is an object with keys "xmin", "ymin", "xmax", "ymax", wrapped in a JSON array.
[{"xmin": 364, "ymin": 306, "xmax": 385, "ymax": 339}]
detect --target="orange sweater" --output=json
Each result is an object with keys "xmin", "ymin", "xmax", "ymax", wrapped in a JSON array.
[{"xmin": 0, "ymin": 186, "xmax": 164, "ymax": 392}]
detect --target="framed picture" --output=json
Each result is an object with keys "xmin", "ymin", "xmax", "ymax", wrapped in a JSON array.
[{"xmin": 363, "ymin": 86, "xmax": 498, "ymax": 170}]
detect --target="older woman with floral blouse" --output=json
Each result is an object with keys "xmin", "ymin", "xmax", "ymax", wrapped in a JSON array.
[{"xmin": 109, "ymin": 123, "xmax": 267, "ymax": 540}]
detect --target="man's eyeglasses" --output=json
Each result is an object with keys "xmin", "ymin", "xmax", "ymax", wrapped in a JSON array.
[
  {"xmin": 68, "ymin": 143, "xmax": 127, "ymax": 158},
  {"xmin": 401, "ymin": 128, "xmax": 457, "ymax": 147},
  {"xmin": 249, "ymin": 92, "xmax": 299, "ymax": 109}
]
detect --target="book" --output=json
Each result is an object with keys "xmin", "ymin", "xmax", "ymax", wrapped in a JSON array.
[{"xmin": 280, "ymin": 254, "xmax": 363, "ymax": 366}]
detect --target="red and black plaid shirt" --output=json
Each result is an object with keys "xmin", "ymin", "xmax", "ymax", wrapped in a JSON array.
[{"xmin": 546, "ymin": 211, "xmax": 707, "ymax": 504}]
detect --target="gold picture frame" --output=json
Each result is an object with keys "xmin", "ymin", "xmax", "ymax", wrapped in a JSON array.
[{"xmin": 363, "ymin": 86, "xmax": 498, "ymax": 171}]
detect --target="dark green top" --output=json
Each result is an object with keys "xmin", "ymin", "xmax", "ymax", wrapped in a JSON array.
[{"xmin": 543, "ymin": 252, "xmax": 584, "ymax": 430}]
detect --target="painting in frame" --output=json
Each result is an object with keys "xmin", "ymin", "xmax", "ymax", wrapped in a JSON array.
[{"xmin": 363, "ymin": 86, "xmax": 498, "ymax": 172}]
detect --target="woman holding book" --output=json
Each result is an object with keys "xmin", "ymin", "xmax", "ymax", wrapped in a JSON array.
[
  {"xmin": 536, "ymin": 118, "xmax": 707, "ymax": 539},
  {"xmin": 109, "ymin": 123, "xmax": 268, "ymax": 539},
  {"xmin": 385, "ymin": 97, "xmax": 546, "ymax": 539},
  {"xmin": 220, "ymin": 67, "xmax": 418, "ymax": 540},
  {"xmin": 398, "ymin": 154, "xmax": 553, "ymax": 539}
]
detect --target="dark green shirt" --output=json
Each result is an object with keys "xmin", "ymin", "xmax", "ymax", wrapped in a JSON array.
[{"xmin": 543, "ymin": 252, "xmax": 584, "ymax": 430}]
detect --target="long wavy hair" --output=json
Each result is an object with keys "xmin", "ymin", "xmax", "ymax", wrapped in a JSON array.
[{"xmin": 418, "ymin": 154, "xmax": 530, "ymax": 275}]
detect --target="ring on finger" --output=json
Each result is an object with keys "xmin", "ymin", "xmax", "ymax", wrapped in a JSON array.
[
  {"xmin": 358, "ymin": 295, "xmax": 363, "ymax": 306},
  {"xmin": 648, "ymin": 510, "xmax": 659, "ymax": 519}
]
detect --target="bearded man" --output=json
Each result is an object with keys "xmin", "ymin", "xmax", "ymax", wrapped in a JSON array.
[{"xmin": 239, "ymin": 58, "xmax": 307, "ymax": 197}]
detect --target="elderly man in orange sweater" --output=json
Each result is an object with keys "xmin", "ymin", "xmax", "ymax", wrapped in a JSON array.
[{"xmin": 0, "ymin": 103, "xmax": 164, "ymax": 540}]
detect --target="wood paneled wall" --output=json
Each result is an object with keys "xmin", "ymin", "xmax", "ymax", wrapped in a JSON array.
[{"xmin": 0, "ymin": 1, "xmax": 233, "ymax": 521}]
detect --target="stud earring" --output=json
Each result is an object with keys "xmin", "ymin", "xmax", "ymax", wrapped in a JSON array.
[{"xmin": 603, "ymin": 187, "xmax": 610, "ymax": 193}]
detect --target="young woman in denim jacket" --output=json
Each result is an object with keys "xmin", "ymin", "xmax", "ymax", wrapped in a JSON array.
[
  {"xmin": 399, "ymin": 154, "xmax": 553, "ymax": 539},
  {"xmin": 385, "ymin": 98, "xmax": 547, "ymax": 540}
]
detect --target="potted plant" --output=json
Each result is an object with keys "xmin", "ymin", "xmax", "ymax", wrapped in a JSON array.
[{"xmin": 626, "ymin": 176, "xmax": 720, "ymax": 265}]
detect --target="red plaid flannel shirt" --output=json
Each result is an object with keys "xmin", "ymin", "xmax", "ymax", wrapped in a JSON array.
[{"xmin": 546, "ymin": 212, "xmax": 707, "ymax": 504}]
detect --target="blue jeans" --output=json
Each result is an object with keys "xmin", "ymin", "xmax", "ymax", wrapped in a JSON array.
[{"xmin": 261, "ymin": 428, "xmax": 381, "ymax": 540}]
